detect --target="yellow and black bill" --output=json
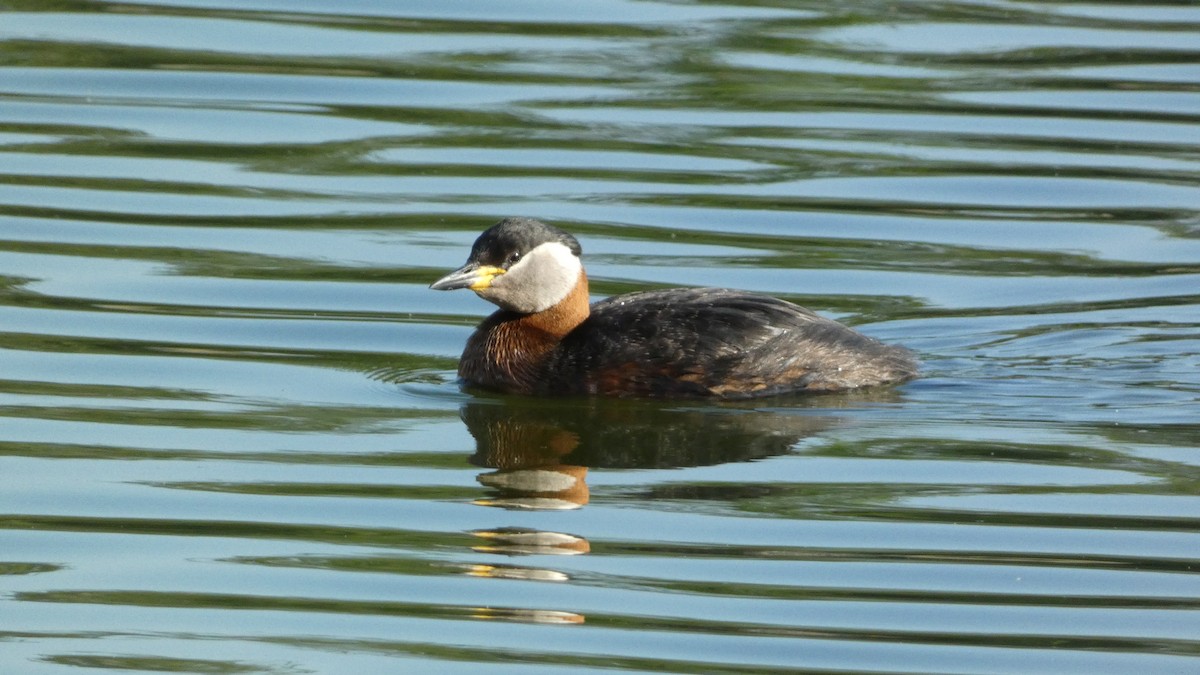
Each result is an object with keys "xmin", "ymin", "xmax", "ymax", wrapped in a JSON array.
[{"xmin": 429, "ymin": 263, "xmax": 506, "ymax": 291}]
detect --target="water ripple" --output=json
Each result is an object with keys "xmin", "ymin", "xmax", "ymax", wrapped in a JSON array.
[{"xmin": 1, "ymin": 1, "xmax": 1198, "ymax": 673}]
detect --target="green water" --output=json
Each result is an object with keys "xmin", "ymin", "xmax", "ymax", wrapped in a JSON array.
[{"xmin": 2, "ymin": 1, "xmax": 1199, "ymax": 673}]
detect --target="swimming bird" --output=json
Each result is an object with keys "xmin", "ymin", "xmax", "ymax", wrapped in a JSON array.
[{"xmin": 430, "ymin": 218, "xmax": 916, "ymax": 398}]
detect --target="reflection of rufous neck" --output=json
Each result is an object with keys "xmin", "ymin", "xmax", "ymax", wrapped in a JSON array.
[{"xmin": 475, "ymin": 464, "xmax": 589, "ymax": 510}]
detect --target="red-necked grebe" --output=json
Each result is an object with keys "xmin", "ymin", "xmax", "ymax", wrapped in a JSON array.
[{"xmin": 431, "ymin": 218, "xmax": 917, "ymax": 398}]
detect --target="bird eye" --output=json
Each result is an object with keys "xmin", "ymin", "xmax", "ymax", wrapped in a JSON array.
[{"xmin": 506, "ymin": 252, "xmax": 521, "ymax": 266}]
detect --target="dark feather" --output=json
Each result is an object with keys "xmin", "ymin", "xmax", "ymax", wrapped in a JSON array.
[{"xmin": 542, "ymin": 288, "xmax": 916, "ymax": 398}]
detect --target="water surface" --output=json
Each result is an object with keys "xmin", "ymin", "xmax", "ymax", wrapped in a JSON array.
[{"xmin": 2, "ymin": 1, "xmax": 1199, "ymax": 673}]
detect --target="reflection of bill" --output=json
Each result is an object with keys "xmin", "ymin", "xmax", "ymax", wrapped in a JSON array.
[
  {"xmin": 470, "ymin": 528, "xmax": 590, "ymax": 556},
  {"xmin": 470, "ymin": 606, "xmax": 585, "ymax": 625},
  {"xmin": 461, "ymin": 527, "xmax": 589, "ymax": 625}
]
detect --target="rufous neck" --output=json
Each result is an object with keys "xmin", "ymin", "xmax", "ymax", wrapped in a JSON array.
[{"xmin": 522, "ymin": 270, "xmax": 589, "ymax": 338}]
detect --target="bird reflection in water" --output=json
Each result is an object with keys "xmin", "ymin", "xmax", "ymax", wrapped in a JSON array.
[
  {"xmin": 461, "ymin": 393, "xmax": 856, "ymax": 533},
  {"xmin": 462, "ymin": 393, "xmax": 854, "ymax": 509},
  {"xmin": 457, "ymin": 392, "xmax": 896, "ymax": 624}
]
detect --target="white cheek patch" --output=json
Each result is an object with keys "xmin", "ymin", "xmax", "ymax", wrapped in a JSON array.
[{"xmin": 490, "ymin": 241, "xmax": 581, "ymax": 313}]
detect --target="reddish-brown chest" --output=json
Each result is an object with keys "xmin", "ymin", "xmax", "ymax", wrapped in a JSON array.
[{"xmin": 458, "ymin": 272, "xmax": 590, "ymax": 394}]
